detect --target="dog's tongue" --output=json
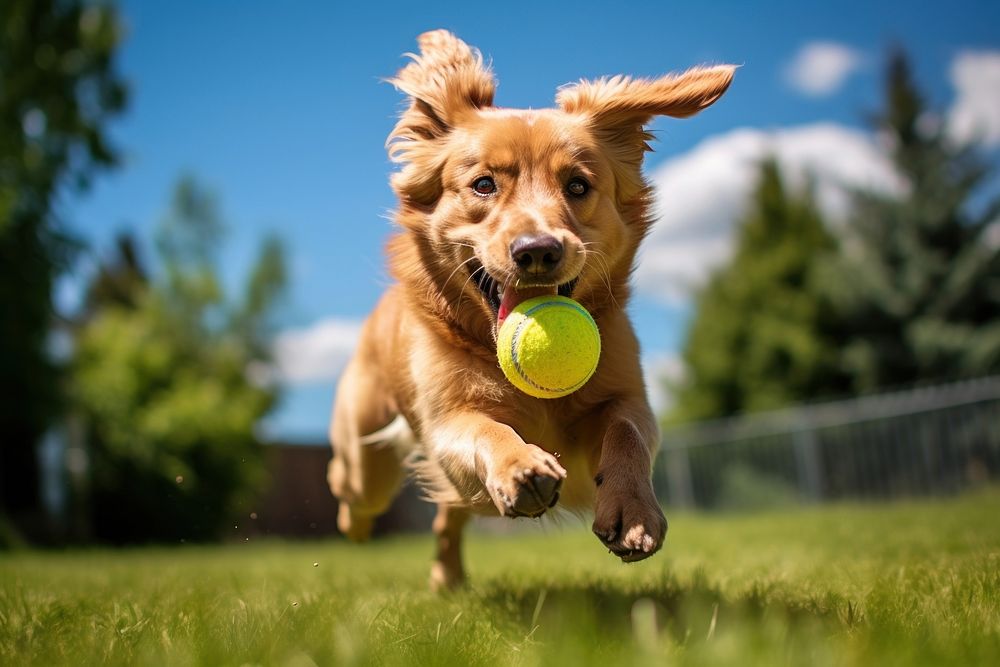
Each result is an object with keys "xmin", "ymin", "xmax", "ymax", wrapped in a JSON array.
[{"xmin": 498, "ymin": 285, "xmax": 557, "ymax": 326}]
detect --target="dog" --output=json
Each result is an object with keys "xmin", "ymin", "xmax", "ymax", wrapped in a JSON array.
[{"xmin": 328, "ymin": 30, "xmax": 733, "ymax": 589}]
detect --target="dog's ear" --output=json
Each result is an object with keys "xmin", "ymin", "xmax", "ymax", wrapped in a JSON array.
[
  {"xmin": 387, "ymin": 31, "xmax": 496, "ymax": 204},
  {"xmin": 557, "ymin": 65, "xmax": 735, "ymax": 200}
]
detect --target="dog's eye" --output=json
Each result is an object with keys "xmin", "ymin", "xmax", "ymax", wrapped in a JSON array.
[
  {"xmin": 566, "ymin": 178, "xmax": 589, "ymax": 197},
  {"xmin": 472, "ymin": 176, "xmax": 497, "ymax": 196}
]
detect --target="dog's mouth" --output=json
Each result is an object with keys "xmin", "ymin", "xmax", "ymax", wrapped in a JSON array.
[{"xmin": 469, "ymin": 262, "xmax": 579, "ymax": 327}]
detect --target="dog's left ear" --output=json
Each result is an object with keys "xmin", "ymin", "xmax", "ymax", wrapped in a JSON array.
[
  {"xmin": 387, "ymin": 31, "xmax": 496, "ymax": 205},
  {"xmin": 557, "ymin": 65, "xmax": 735, "ymax": 200}
]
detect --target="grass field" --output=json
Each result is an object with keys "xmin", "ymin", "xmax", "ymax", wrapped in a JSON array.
[{"xmin": 2, "ymin": 490, "xmax": 999, "ymax": 666}]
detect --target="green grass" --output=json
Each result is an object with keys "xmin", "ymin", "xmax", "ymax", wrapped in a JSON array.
[{"xmin": 2, "ymin": 490, "xmax": 999, "ymax": 666}]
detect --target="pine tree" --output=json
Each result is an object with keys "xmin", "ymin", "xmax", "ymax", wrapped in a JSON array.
[
  {"xmin": 825, "ymin": 50, "xmax": 1000, "ymax": 391},
  {"xmin": 82, "ymin": 233, "xmax": 148, "ymax": 314},
  {"xmin": 670, "ymin": 159, "xmax": 845, "ymax": 422}
]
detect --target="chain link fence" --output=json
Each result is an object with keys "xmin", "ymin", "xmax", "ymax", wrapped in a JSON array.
[{"xmin": 655, "ymin": 376, "xmax": 1000, "ymax": 509}]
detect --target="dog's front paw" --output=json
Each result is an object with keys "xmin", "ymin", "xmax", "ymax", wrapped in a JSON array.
[
  {"xmin": 592, "ymin": 478, "xmax": 667, "ymax": 562},
  {"xmin": 486, "ymin": 446, "xmax": 566, "ymax": 518}
]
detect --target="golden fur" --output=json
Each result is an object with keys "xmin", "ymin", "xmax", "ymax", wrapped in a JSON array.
[{"xmin": 328, "ymin": 30, "xmax": 733, "ymax": 589}]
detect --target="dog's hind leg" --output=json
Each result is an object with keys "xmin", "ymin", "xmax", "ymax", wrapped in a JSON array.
[
  {"xmin": 430, "ymin": 503, "xmax": 469, "ymax": 591},
  {"xmin": 328, "ymin": 358, "xmax": 409, "ymax": 542}
]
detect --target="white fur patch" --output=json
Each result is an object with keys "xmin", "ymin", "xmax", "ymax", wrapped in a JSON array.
[{"xmin": 359, "ymin": 414, "xmax": 416, "ymax": 453}]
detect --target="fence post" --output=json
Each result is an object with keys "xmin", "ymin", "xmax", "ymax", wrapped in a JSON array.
[
  {"xmin": 793, "ymin": 424, "xmax": 823, "ymax": 502},
  {"xmin": 664, "ymin": 446, "xmax": 695, "ymax": 508}
]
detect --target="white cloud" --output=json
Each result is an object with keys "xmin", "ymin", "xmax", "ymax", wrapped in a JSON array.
[
  {"xmin": 947, "ymin": 50, "xmax": 1000, "ymax": 147},
  {"xmin": 785, "ymin": 42, "xmax": 863, "ymax": 97},
  {"xmin": 273, "ymin": 317, "xmax": 363, "ymax": 383},
  {"xmin": 636, "ymin": 123, "xmax": 902, "ymax": 304},
  {"xmin": 643, "ymin": 353, "xmax": 684, "ymax": 414}
]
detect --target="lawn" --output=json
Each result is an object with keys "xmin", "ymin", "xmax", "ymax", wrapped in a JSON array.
[{"xmin": 2, "ymin": 489, "xmax": 999, "ymax": 666}]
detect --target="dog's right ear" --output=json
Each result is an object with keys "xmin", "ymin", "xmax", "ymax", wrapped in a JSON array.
[{"xmin": 387, "ymin": 31, "xmax": 496, "ymax": 205}]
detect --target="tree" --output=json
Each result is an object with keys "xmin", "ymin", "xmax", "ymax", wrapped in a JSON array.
[
  {"xmin": 83, "ymin": 232, "xmax": 148, "ymax": 313},
  {"xmin": 669, "ymin": 159, "xmax": 845, "ymax": 422},
  {"xmin": 72, "ymin": 177, "xmax": 287, "ymax": 542},
  {"xmin": 824, "ymin": 50, "xmax": 1000, "ymax": 391},
  {"xmin": 0, "ymin": 0, "xmax": 127, "ymax": 537}
]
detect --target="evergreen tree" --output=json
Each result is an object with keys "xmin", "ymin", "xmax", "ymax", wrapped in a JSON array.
[
  {"xmin": 670, "ymin": 159, "xmax": 845, "ymax": 422},
  {"xmin": 72, "ymin": 177, "xmax": 287, "ymax": 542},
  {"xmin": 825, "ymin": 50, "xmax": 1000, "ymax": 391},
  {"xmin": 0, "ymin": 0, "xmax": 127, "ymax": 538},
  {"xmin": 83, "ymin": 232, "xmax": 148, "ymax": 314}
]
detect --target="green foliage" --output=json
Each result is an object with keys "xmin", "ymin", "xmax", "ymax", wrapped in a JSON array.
[
  {"xmin": 82, "ymin": 232, "xmax": 147, "ymax": 311},
  {"xmin": 0, "ymin": 0, "xmax": 126, "ymax": 526},
  {"xmin": 823, "ymin": 50, "xmax": 1000, "ymax": 391},
  {"xmin": 670, "ymin": 160, "xmax": 844, "ymax": 422},
  {"xmin": 72, "ymin": 178, "xmax": 287, "ymax": 542},
  {"xmin": 669, "ymin": 49, "xmax": 999, "ymax": 422},
  {"xmin": 234, "ymin": 235, "xmax": 288, "ymax": 357},
  {"xmin": 1, "ymin": 490, "xmax": 998, "ymax": 665}
]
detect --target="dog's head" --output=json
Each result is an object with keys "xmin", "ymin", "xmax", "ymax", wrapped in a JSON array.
[{"xmin": 386, "ymin": 31, "xmax": 733, "ymax": 337}]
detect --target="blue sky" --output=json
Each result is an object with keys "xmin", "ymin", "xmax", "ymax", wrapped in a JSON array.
[{"xmin": 64, "ymin": 1, "xmax": 1000, "ymax": 440}]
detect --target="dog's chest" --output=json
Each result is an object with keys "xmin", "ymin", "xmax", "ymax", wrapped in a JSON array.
[
  {"xmin": 505, "ymin": 404, "xmax": 598, "ymax": 510},
  {"xmin": 507, "ymin": 401, "xmax": 601, "ymax": 461}
]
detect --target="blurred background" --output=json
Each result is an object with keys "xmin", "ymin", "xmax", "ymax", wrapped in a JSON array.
[{"xmin": 2, "ymin": 0, "xmax": 998, "ymax": 547}]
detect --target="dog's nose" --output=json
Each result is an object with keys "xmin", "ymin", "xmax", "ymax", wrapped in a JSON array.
[{"xmin": 510, "ymin": 234, "xmax": 563, "ymax": 274}]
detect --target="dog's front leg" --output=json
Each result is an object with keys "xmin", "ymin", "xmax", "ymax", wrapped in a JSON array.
[
  {"xmin": 430, "ymin": 413, "xmax": 566, "ymax": 518},
  {"xmin": 591, "ymin": 404, "xmax": 667, "ymax": 562}
]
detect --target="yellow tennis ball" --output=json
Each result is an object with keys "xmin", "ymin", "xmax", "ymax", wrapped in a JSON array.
[{"xmin": 497, "ymin": 295, "xmax": 601, "ymax": 399}]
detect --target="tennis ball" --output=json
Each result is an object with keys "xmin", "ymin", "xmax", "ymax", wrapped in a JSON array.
[{"xmin": 497, "ymin": 295, "xmax": 601, "ymax": 399}]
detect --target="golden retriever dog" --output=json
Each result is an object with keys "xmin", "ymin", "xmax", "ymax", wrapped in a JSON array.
[{"xmin": 328, "ymin": 30, "xmax": 733, "ymax": 589}]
